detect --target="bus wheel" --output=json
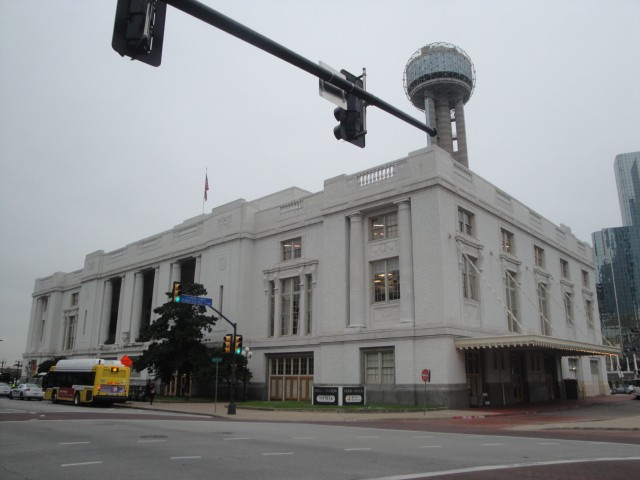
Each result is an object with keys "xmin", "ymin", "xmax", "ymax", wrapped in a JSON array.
[
  {"xmin": 73, "ymin": 393, "xmax": 81, "ymax": 406},
  {"xmin": 51, "ymin": 391, "xmax": 57, "ymax": 404}
]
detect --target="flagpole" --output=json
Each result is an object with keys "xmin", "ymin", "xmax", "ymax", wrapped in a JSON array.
[{"xmin": 202, "ymin": 168, "xmax": 208, "ymax": 214}]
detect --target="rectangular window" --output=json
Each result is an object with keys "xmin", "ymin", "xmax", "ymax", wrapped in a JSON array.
[
  {"xmin": 501, "ymin": 228, "xmax": 514, "ymax": 254},
  {"xmin": 268, "ymin": 281, "xmax": 275, "ymax": 337},
  {"xmin": 305, "ymin": 274, "xmax": 313, "ymax": 335},
  {"xmin": 505, "ymin": 271, "xmax": 519, "ymax": 332},
  {"xmin": 537, "ymin": 282, "xmax": 551, "ymax": 335},
  {"xmin": 71, "ymin": 292, "xmax": 79, "ymax": 306},
  {"xmin": 581, "ymin": 270, "xmax": 589, "ymax": 287},
  {"xmin": 372, "ymin": 258, "xmax": 400, "ymax": 303},
  {"xmin": 281, "ymin": 237, "xmax": 302, "ymax": 261},
  {"xmin": 280, "ymin": 277, "xmax": 301, "ymax": 335},
  {"xmin": 568, "ymin": 358, "xmax": 578, "ymax": 372},
  {"xmin": 364, "ymin": 350, "xmax": 395, "ymax": 384},
  {"xmin": 586, "ymin": 299, "xmax": 594, "ymax": 330},
  {"xmin": 564, "ymin": 291, "xmax": 574, "ymax": 325},
  {"xmin": 590, "ymin": 359, "xmax": 599, "ymax": 375},
  {"xmin": 462, "ymin": 255, "xmax": 478, "ymax": 301},
  {"xmin": 369, "ymin": 212, "xmax": 398, "ymax": 241},
  {"xmin": 560, "ymin": 259, "xmax": 570, "ymax": 279},
  {"xmin": 534, "ymin": 246, "xmax": 545, "ymax": 268},
  {"xmin": 65, "ymin": 316, "xmax": 76, "ymax": 350},
  {"xmin": 457, "ymin": 207, "xmax": 474, "ymax": 236}
]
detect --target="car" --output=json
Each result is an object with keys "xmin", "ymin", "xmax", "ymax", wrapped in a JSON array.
[
  {"xmin": 611, "ymin": 385, "xmax": 628, "ymax": 394},
  {"xmin": 9, "ymin": 383, "xmax": 44, "ymax": 401},
  {"xmin": 0, "ymin": 382, "xmax": 10, "ymax": 397}
]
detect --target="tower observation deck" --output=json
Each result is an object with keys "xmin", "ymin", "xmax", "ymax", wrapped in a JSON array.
[{"xmin": 404, "ymin": 43, "xmax": 475, "ymax": 167}]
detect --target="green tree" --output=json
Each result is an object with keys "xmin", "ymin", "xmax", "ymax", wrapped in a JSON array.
[
  {"xmin": 134, "ymin": 283, "xmax": 217, "ymax": 396},
  {"xmin": 205, "ymin": 346, "xmax": 253, "ymax": 401},
  {"xmin": 37, "ymin": 357, "xmax": 66, "ymax": 374}
]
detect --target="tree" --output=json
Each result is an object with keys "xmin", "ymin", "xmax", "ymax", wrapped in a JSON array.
[
  {"xmin": 134, "ymin": 283, "xmax": 217, "ymax": 396},
  {"xmin": 37, "ymin": 357, "xmax": 66, "ymax": 374},
  {"xmin": 205, "ymin": 346, "xmax": 253, "ymax": 401}
]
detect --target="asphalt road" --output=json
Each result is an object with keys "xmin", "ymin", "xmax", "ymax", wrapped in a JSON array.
[{"xmin": 1, "ymin": 397, "xmax": 639, "ymax": 480}]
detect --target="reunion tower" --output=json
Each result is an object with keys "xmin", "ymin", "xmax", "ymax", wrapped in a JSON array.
[{"xmin": 403, "ymin": 43, "xmax": 476, "ymax": 167}]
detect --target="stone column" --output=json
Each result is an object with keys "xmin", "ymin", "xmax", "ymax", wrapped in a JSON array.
[
  {"xmin": 453, "ymin": 98, "xmax": 469, "ymax": 167},
  {"xmin": 129, "ymin": 272, "xmax": 144, "ymax": 343},
  {"xmin": 100, "ymin": 280, "xmax": 113, "ymax": 344},
  {"xmin": 397, "ymin": 199, "xmax": 415, "ymax": 324},
  {"xmin": 115, "ymin": 276, "xmax": 126, "ymax": 344},
  {"xmin": 435, "ymin": 98, "xmax": 453, "ymax": 155},
  {"xmin": 349, "ymin": 213, "xmax": 365, "ymax": 328},
  {"xmin": 273, "ymin": 276, "xmax": 281, "ymax": 336},
  {"xmin": 195, "ymin": 255, "xmax": 202, "ymax": 283},
  {"xmin": 150, "ymin": 266, "xmax": 160, "ymax": 322}
]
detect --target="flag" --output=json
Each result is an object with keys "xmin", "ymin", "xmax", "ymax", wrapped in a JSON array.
[{"xmin": 204, "ymin": 173, "xmax": 209, "ymax": 201}]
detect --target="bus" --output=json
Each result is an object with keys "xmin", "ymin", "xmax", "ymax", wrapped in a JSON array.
[{"xmin": 43, "ymin": 359, "xmax": 130, "ymax": 406}]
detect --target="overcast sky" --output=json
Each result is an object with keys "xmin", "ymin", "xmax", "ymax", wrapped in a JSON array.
[{"xmin": 0, "ymin": 0, "xmax": 638, "ymax": 365}]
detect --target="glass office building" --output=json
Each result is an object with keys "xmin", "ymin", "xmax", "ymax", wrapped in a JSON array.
[{"xmin": 593, "ymin": 151, "xmax": 640, "ymax": 371}]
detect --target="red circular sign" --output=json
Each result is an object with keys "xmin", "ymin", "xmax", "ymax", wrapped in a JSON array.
[{"xmin": 421, "ymin": 369, "xmax": 431, "ymax": 382}]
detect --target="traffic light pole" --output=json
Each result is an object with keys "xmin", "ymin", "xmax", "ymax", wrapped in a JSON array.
[
  {"xmin": 207, "ymin": 305, "xmax": 237, "ymax": 415},
  {"xmin": 163, "ymin": 0, "xmax": 437, "ymax": 137}
]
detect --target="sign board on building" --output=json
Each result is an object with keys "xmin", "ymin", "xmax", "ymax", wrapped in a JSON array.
[
  {"xmin": 342, "ymin": 386, "xmax": 365, "ymax": 406},
  {"xmin": 421, "ymin": 368, "xmax": 431, "ymax": 383},
  {"xmin": 312, "ymin": 386, "xmax": 339, "ymax": 406}
]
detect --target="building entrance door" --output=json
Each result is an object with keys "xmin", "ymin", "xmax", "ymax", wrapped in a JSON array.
[{"xmin": 268, "ymin": 355, "xmax": 314, "ymax": 401}]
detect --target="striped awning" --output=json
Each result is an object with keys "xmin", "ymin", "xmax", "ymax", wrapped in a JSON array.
[{"xmin": 454, "ymin": 334, "xmax": 620, "ymax": 356}]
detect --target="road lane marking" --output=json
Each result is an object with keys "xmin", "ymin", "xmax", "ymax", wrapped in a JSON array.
[
  {"xmin": 345, "ymin": 448, "xmax": 373, "ymax": 451},
  {"xmin": 61, "ymin": 461, "xmax": 103, "ymax": 467},
  {"xmin": 59, "ymin": 442, "xmax": 90, "ymax": 445},
  {"xmin": 361, "ymin": 456, "xmax": 640, "ymax": 480},
  {"xmin": 224, "ymin": 437, "xmax": 250, "ymax": 441},
  {"xmin": 293, "ymin": 437, "xmax": 317, "ymax": 440},
  {"xmin": 170, "ymin": 456, "xmax": 201, "ymax": 460},
  {"xmin": 262, "ymin": 452, "xmax": 294, "ymax": 456},
  {"xmin": 418, "ymin": 445, "xmax": 442, "ymax": 449},
  {"xmin": 481, "ymin": 443, "xmax": 504, "ymax": 446}
]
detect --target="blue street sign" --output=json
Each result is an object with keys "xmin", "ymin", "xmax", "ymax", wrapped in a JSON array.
[{"xmin": 179, "ymin": 295, "xmax": 213, "ymax": 307}]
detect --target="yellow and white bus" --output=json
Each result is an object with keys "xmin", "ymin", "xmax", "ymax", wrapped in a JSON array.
[{"xmin": 43, "ymin": 359, "xmax": 130, "ymax": 406}]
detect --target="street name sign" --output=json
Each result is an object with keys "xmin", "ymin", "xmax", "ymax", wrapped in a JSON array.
[{"xmin": 179, "ymin": 295, "xmax": 213, "ymax": 307}]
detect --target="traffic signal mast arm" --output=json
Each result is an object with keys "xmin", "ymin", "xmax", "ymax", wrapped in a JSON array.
[{"xmin": 162, "ymin": 0, "xmax": 437, "ymax": 138}]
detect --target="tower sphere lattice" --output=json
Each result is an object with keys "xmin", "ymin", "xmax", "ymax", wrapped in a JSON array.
[{"xmin": 403, "ymin": 42, "xmax": 476, "ymax": 111}]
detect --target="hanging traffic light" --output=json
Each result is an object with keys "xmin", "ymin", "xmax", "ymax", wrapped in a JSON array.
[
  {"xmin": 171, "ymin": 282, "xmax": 182, "ymax": 303},
  {"xmin": 112, "ymin": 0, "xmax": 167, "ymax": 67},
  {"xmin": 234, "ymin": 335, "xmax": 243, "ymax": 354},
  {"xmin": 332, "ymin": 69, "xmax": 366, "ymax": 148},
  {"xmin": 223, "ymin": 334, "xmax": 232, "ymax": 354}
]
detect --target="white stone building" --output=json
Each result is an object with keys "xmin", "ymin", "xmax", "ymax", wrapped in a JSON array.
[{"xmin": 24, "ymin": 146, "xmax": 618, "ymax": 407}]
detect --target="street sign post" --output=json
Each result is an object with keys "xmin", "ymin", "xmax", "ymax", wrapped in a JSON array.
[
  {"xmin": 179, "ymin": 294, "xmax": 213, "ymax": 306},
  {"xmin": 421, "ymin": 369, "xmax": 431, "ymax": 415}
]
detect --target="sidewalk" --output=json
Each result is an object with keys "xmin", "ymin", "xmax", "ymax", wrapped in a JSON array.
[{"xmin": 122, "ymin": 394, "xmax": 640, "ymax": 431}]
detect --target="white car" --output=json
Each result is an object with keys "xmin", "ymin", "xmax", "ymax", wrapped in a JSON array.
[
  {"xmin": 0, "ymin": 382, "xmax": 10, "ymax": 397},
  {"xmin": 9, "ymin": 383, "xmax": 44, "ymax": 401}
]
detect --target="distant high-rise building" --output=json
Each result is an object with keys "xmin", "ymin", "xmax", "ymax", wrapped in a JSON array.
[
  {"xmin": 615, "ymin": 151, "xmax": 640, "ymax": 227},
  {"xmin": 592, "ymin": 151, "xmax": 640, "ymax": 377}
]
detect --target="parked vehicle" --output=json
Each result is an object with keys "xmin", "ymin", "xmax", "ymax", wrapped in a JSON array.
[
  {"xmin": 9, "ymin": 383, "xmax": 44, "ymax": 400},
  {"xmin": 0, "ymin": 382, "xmax": 11, "ymax": 397}
]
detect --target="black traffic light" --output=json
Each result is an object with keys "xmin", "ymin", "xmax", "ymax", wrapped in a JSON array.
[
  {"xmin": 171, "ymin": 281, "xmax": 182, "ymax": 302},
  {"xmin": 112, "ymin": 0, "xmax": 167, "ymax": 67},
  {"xmin": 223, "ymin": 334, "xmax": 232, "ymax": 354},
  {"xmin": 333, "ymin": 69, "xmax": 366, "ymax": 148},
  {"xmin": 234, "ymin": 335, "xmax": 243, "ymax": 354}
]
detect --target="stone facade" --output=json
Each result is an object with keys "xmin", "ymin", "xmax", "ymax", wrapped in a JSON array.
[{"xmin": 24, "ymin": 146, "xmax": 616, "ymax": 407}]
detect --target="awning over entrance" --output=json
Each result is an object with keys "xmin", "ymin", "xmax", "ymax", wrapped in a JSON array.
[{"xmin": 454, "ymin": 334, "xmax": 620, "ymax": 357}]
